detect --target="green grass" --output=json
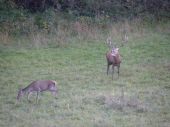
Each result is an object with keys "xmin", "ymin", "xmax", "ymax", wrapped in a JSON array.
[{"xmin": 0, "ymin": 31, "xmax": 170, "ymax": 127}]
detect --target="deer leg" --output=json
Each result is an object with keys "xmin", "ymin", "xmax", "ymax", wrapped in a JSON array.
[
  {"xmin": 27, "ymin": 92, "xmax": 32, "ymax": 102},
  {"xmin": 36, "ymin": 91, "xmax": 40, "ymax": 104},
  {"xmin": 112, "ymin": 65, "xmax": 114, "ymax": 80},
  {"xmin": 107, "ymin": 64, "xmax": 109, "ymax": 75},
  {"xmin": 117, "ymin": 65, "xmax": 120, "ymax": 78}
]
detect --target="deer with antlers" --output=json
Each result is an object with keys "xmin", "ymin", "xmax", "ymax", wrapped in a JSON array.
[{"xmin": 106, "ymin": 37, "xmax": 121, "ymax": 79}]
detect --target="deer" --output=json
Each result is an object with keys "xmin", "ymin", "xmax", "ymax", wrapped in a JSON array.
[
  {"xmin": 106, "ymin": 46, "xmax": 121, "ymax": 79},
  {"xmin": 17, "ymin": 80, "xmax": 58, "ymax": 103}
]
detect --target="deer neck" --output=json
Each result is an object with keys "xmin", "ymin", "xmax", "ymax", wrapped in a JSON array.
[{"xmin": 22, "ymin": 86, "xmax": 31, "ymax": 93}]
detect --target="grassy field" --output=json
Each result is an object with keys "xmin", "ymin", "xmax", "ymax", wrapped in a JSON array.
[{"xmin": 0, "ymin": 24, "xmax": 170, "ymax": 127}]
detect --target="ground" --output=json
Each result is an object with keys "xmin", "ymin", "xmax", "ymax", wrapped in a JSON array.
[{"xmin": 0, "ymin": 31, "xmax": 170, "ymax": 127}]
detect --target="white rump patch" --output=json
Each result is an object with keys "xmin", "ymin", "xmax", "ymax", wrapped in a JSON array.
[{"xmin": 52, "ymin": 80, "xmax": 57, "ymax": 85}]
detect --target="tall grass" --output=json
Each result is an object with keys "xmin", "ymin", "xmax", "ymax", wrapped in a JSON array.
[{"xmin": 1, "ymin": 9, "xmax": 169, "ymax": 49}]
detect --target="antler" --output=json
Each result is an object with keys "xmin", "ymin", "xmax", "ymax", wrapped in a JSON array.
[
  {"xmin": 121, "ymin": 27, "xmax": 128, "ymax": 46},
  {"xmin": 106, "ymin": 37, "xmax": 115, "ymax": 49},
  {"xmin": 122, "ymin": 33, "xmax": 128, "ymax": 43}
]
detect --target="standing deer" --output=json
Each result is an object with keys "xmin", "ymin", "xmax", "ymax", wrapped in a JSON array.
[
  {"xmin": 106, "ymin": 47, "xmax": 121, "ymax": 79},
  {"xmin": 17, "ymin": 80, "xmax": 58, "ymax": 103}
]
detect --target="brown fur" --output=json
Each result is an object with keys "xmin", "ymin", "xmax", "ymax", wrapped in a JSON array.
[
  {"xmin": 106, "ymin": 48, "xmax": 121, "ymax": 79},
  {"xmin": 17, "ymin": 80, "xmax": 58, "ymax": 103}
]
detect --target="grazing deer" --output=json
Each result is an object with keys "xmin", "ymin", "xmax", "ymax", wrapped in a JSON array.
[
  {"xmin": 106, "ymin": 47, "xmax": 121, "ymax": 79},
  {"xmin": 17, "ymin": 80, "xmax": 58, "ymax": 103}
]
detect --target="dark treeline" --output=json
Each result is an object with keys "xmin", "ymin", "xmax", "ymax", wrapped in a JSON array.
[{"xmin": 9, "ymin": 0, "xmax": 170, "ymax": 19}]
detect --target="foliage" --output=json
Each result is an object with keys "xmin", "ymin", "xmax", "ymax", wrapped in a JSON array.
[
  {"xmin": 0, "ymin": 0, "xmax": 169, "ymax": 39},
  {"xmin": 11, "ymin": 0, "xmax": 170, "ymax": 19}
]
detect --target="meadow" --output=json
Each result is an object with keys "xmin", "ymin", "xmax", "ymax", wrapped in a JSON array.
[{"xmin": 0, "ymin": 20, "xmax": 170, "ymax": 127}]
